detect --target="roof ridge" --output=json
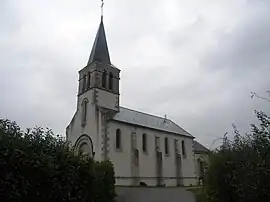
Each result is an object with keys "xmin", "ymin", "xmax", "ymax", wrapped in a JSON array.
[
  {"xmin": 119, "ymin": 106, "xmax": 193, "ymax": 137},
  {"xmin": 119, "ymin": 106, "xmax": 171, "ymax": 121}
]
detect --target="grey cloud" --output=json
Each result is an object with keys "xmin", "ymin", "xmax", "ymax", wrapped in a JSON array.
[
  {"xmin": 1, "ymin": 0, "xmax": 270, "ymax": 149},
  {"xmin": 119, "ymin": 0, "xmax": 270, "ymax": 147}
]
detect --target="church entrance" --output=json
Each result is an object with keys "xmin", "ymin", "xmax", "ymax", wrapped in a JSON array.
[
  {"xmin": 156, "ymin": 151, "xmax": 163, "ymax": 186},
  {"xmin": 175, "ymin": 154, "xmax": 183, "ymax": 186},
  {"xmin": 74, "ymin": 134, "xmax": 94, "ymax": 158}
]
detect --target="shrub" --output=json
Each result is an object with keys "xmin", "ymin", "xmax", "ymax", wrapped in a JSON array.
[
  {"xmin": 204, "ymin": 111, "xmax": 270, "ymax": 202},
  {"xmin": 0, "ymin": 119, "xmax": 115, "ymax": 202}
]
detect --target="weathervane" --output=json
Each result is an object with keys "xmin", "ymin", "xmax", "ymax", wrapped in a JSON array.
[{"xmin": 101, "ymin": 0, "xmax": 104, "ymax": 20}]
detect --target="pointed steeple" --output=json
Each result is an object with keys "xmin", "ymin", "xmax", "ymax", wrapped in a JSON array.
[{"xmin": 87, "ymin": 18, "xmax": 111, "ymax": 65}]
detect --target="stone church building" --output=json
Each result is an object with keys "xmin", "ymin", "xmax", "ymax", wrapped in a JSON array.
[{"xmin": 66, "ymin": 17, "xmax": 207, "ymax": 187}]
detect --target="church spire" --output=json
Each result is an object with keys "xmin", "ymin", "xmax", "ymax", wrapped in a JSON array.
[{"xmin": 87, "ymin": 0, "xmax": 111, "ymax": 65}]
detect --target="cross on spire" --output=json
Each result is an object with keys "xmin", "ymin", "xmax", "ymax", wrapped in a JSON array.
[
  {"xmin": 101, "ymin": 0, "xmax": 104, "ymax": 21},
  {"xmin": 87, "ymin": 0, "xmax": 111, "ymax": 65}
]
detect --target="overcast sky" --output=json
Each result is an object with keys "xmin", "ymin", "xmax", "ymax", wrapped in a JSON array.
[{"xmin": 1, "ymin": 0, "xmax": 270, "ymax": 148}]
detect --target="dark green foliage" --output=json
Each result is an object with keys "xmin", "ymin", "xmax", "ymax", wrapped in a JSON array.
[
  {"xmin": 0, "ymin": 119, "xmax": 115, "ymax": 202},
  {"xmin": 204, "ymin": 111, "xmax": 270, "ymax": 202}
]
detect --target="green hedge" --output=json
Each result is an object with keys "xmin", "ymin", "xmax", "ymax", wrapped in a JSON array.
[
  {"xmin": 0, "ymin": 119, "xmax": 116, "ymax": 202},
  {"xmin": 203, "ymin": 111, "xmax": 270, "ymax": 202}
]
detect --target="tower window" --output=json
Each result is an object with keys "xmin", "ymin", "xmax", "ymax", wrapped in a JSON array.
[
  {"xmin": 165, "ymin": 137, "xmax": 169, "ymax": 155},
  {"xmin": 81, "ymin": 99, "xmax": 88, "ymax": 126},
  {"xmin": 87, "ymin": 72, "xmax": 91, "ymax": 89},
  {"xmin": 102, "ymin": 71, "xmax": 107, "ymax": 88},
  {"xmin": 181, "ymin": 140, "xmax": 186, "ymax": 158},
  {"xmin": 142, "ymin": 133, "xmax": 147, "ymax": 153},
  {"xmin": 109, "ymin": 72, "xmax": 113, "ymax": 90},
  {"xmin": 116, "ymin": 129, "xmax": 121, "ymax": 150},
  {"xmin": 82, "ymin": 74, "xmax": 87, "ymax": 92}
]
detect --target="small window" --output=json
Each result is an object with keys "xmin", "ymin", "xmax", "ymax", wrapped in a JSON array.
[
  {"xmin": 102, "ymin": 71, "xmax": 107, "ymax": 88},
  {"xmin": 109, "ymin": 72, "xmax": 113, "ymax": 90},
  {"xmin": 165, "ymin": 137, "xmax": 169, "ymax": 155},
  {"xmin": 181, "ymin": 140, "xmax": 186, "ymax": 158},
  {"xmin": 87, "ymin": 72, "xmax": 91, "ymax": 89},
  {"xmin": 142, "ymin": 133, "xmax": 147, "ymax": 152},
  {"xmin": 116, "ymin": 129, "xmax": 121, "ymax": 150},
  {"xmin": 81, "ymin": 99, "xmax": 88, "ymax": 126}
]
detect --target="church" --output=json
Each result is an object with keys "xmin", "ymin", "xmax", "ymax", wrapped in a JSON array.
[{"xmin": 66, "ymin": 15, "xmax": 208, "ymax": 187}]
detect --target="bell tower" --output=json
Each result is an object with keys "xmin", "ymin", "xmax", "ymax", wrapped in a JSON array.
[
  {"xmin": 77, "ymin": 17, "xmax": 120, "ymax": 113},
  {"xmin": 67, "ymin": 8, "xmax": 120, "ymax": 161}
]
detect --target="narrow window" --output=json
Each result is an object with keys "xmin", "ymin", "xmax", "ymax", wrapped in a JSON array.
[
  {"xmin": 142, "ymin": 133, "xmax": 147, "ymax": 152},
  {"xmin": 81, "ymin": 99, "xmax": 88, "ymax": 126},
  {"xmin": 102, "ymin": 71, "xmax": 107, "ymax": 88},
  {"xmin": 108, "ymin": 72, "xmax": 113, "ymax": 90},
  {"xmin": 87, "ymin": 72, "xmax": 91, "ymax": 89},
  {"xmin": 116, "ymin": 129, "xmax": 121, "ymax": 150},
  {"xmin": 181, "ymin": 140, "xmax": 186, "ymax": 158},
  {"xmin": 165, "ymin": 137, "xmax": 169, "ymax": 155},
  {"xmin": 82, "ymin": 75, "xmax": 87, "ymax": 92}
]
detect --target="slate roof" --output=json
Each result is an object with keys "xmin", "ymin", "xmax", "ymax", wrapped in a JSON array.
[
  {"xmin": 193, "ymin": 141, "xmax": 209, "ymax": 153},
  {"xmin": 112, "ymin": 107, "xmax": 194, "ymax": 138},
  {"xmin": 88, "ymin": 19, "xmax": 111, "ymax": 65}
]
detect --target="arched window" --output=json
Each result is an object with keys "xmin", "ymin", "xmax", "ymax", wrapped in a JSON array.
[
  {"xmin": 181, "ymin": 140, "xmax": 186, "ymax": 158},
  {"xmin": 81, "ymin": 99, "xmax": 88, "ymax": 126},
  {"xmin": 142, "ymin": 133, "xmax": 147, "ymax": 152},
  {"xmin": 87, "ymin": 72, "xmax": 91, "ymax": 89},
  {"xmin": 116, "ymin": 129, "xmax": 121, "ymax": 150},
  {"xmin": 102, "ymin": 71, "xmax": 107, "ymax": 88},
  {"xmin": 165, "ymin": 137, "xmax": 169, "ymax": 155},
  {"xmin": 108, "ymin": 72, "xmax": 113, "ymax": 90}
]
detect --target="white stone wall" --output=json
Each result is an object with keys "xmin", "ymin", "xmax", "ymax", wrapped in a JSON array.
[
  {"xmin": 95, "ymin": 89, "xmax": 119, "ymax": 111},
  {"xmin": 67, "ymin": 87, "xmax": 197, "ymax": 187},
  {"xmin": 107, "ymin": 121, "xmax": 197, "ymax": 187},
  {"xmin": 66, "ymin": 88, "xmax": 104, "ymax": 161}
]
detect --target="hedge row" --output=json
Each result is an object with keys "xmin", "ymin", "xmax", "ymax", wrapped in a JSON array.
[
  {"xmin": 203, "ymin": 111, "xmax": 270, "ymax": 202},
  {"xmin": 0, "ymin": 119, "xmax": 115, "ymax": 202}
]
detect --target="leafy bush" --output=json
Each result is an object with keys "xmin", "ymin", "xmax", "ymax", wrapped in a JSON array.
[
  {"xmin": 204, "ymin": 111, "xmax": 270, "ymax": 202},
  {"xmin": 0, "ymin": 119, "xmax": 116, "ymax": 202}
]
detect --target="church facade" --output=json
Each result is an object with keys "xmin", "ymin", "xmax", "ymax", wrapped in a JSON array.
[{"xmin": 66, "ymin": 18, "xmax": 199, "ymax": 187}]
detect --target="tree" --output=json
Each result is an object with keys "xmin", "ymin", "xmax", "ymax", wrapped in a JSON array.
[
  {"xmin": 251, "ymin": 90, "xmax": 270, "ymax": 103},
  {"xmin": 204, "ymin": 111, "xmax": 270, "ymax": 202},
  {"xmin": 0, "ymin": 119, "xmax": 115, "ymax": 202}
]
